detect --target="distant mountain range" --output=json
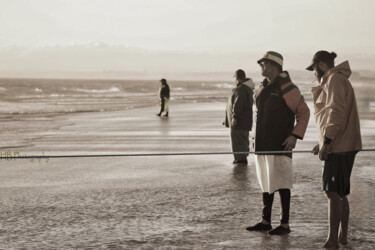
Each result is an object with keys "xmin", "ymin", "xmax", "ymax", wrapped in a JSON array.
[{"xmin": 0, "ymin": 43, "xmax": 374, "ymax": 81}]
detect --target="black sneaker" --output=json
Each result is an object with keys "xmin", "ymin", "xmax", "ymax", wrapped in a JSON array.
[
  {"xmin": 233, "ymin": 159, "xmax": 248, "ymax": 164},
  {"xmin": 156, "ymin": 113, "xmax": 161, "ymax": 116},
  {"xmin": 246, "ymin": 223, "xmax": 272, "ymax": 231},
  {"xmin": 267, "ymin": 225, "xmax": 291, "ymax": 235}
]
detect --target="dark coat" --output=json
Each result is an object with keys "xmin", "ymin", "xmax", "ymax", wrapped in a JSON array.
[
  {"xmin": 159, "ymin": 84, "xmax": 170, "ymax": 98},
  {"xmin": 254, "ymin": 71, "xmax": 310, "ymax": 157},
  {"xmin": 225, "ymin": 78, "xmax": 255, "ymax": 131}
]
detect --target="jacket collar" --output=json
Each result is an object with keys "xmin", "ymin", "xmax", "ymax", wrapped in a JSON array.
[
  {"xmin": 261, "ymin": 71, "xmax": 291, "ymax": 87},
  {"xmin": 237, "ymin": 78, "xmax": 255, "ymax": 90},
  {"xmin": 237, "ymin": 78, "xmax": 249, "ymax": 86}
]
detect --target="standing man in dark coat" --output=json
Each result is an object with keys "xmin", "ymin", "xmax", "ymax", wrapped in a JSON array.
[
  {"xmin": 246, "ymin": 51, "xmax": 310, "ymax": 235},
  {"xmin": 156, "ymin": 78, "xmax": 170, "ymax": 117},
  {"xmin": 224, "ymin": 69, "xmax": 255, "ymax": 164}
]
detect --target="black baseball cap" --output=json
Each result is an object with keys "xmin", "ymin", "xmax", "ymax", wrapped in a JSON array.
[{"xmin": 306, "ymin": 51, "xmax": 336, "ymax": 71}]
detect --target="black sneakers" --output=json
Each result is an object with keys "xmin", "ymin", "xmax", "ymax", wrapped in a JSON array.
[
  {"xmin": 267, "ymin": 225, "xmax": 291, "ymax": 235},
  {"xmin": 246, "ymin": 223, "xmax": 272, "ymax": 231},
  {"xmin": 246, "ymin": 223, "xmax": 291, "ymax": 235}
]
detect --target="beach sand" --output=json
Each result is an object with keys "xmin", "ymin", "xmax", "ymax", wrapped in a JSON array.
[{"xmin": 0, "ymin": 102, "xmax": 374, "ymax": 249}]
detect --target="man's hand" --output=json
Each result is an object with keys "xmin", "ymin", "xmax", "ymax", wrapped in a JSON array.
[
  {"xmin": 282, "ymin": 135, "xmax": 297, "ymax": 151},
  {"xmin": 312, "ymin": 144, "xmax": 319, "ymax": 155},
  {"xmin": 319, "ymin": 144, "xmax": 330, "ymax": 161}
]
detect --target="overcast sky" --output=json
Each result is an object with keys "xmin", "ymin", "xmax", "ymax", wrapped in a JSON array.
[{"xmin": 0, "ymin": 0, "xmax": 374, "ymax": 77}]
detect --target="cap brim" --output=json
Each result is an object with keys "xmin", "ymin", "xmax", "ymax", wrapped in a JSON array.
[{"xmin": 306, "ymin": 62, "xmax": 314, "ymax": 71}]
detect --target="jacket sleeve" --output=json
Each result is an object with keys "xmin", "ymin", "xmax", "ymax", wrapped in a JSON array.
[
  {"xmin": 282, "ymin": 84, "xmax": 310, "ymax": 139},
  {"xmin": 224, "ymin": 100, "xmax": 230, "ymax": 127},
  {"xmin": 232, "ymin": 89, "xmax": 246, "ymax": 120},
  {"xmin": 323, "ymin": 74, "xmax": 348, "ymax": 140}
]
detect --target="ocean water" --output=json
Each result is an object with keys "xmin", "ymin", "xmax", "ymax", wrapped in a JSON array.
[
  {"xmin": 0, "ymin": 78, "xmax": 233, "ymax": 115},
  {"xmin": 1, "ymin": 77, "xmax": 374, "ymax": 116},
  {"xmin": 1, "ymin": 77, "xmax": 374, "ymax": 150},
  {"xmin": 0, "ymin": 78, "xmax": 232, "ymax": 149}
]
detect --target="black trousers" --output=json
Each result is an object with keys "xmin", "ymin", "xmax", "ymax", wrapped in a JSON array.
[{"xmin": 262, "ymin": 189, "xmax": 290, "ymax": 224}]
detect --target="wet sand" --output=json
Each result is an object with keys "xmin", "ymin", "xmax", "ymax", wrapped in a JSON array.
[{"xmin": 0, "ymin": 102, "xmax": 374, "ymax": 249}]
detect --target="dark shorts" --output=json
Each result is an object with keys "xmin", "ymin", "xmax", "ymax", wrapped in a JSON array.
[{"xmin": 322, "ymin": 152, "xmax": 357, "ymax": 198}]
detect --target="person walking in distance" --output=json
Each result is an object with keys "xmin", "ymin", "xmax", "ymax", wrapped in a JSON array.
[
  {"xmin": 156, "ymin": 78, "xmax": 170, "ymax": 117},
  {"xmin": 307, "ymin": 51, "xmax": 362, "ymax": 248},
  {"xmin": 224, "ymin": 69, "xmax": 255, "ymax": 164},
  {"xmin": 246, "ymin": 51, "xmax": 310, "ymax": 235}
]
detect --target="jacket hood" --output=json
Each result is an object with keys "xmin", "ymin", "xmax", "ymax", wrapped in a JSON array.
[
  {"xmin": 324, "ymin": 61, "xmax": 352, "ymax": 80},
  {"xmin": 239, "ymin": 78, "xmax": 255, "ymax": 90}
]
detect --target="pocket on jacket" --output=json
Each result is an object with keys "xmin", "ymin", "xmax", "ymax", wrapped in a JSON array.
[
  {"xmin": 315, "ymin": 91, "xmax": 326, "ymax": 104},
  {"xmin": 314, "ymin": 91, "xmax": 326, "ymax": 114}
]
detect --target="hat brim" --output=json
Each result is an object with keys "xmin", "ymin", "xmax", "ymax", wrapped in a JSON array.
[
  {"xmin": 257, "ymin": 58, "xmax": 265, "ymax": 64},
  {"xmin": 306, "ymin": 62, "xmax": 314, "ymax": 71},
  {"xmin": 257, "ymin": 57, "xmax": 283, "ymax": 67}
]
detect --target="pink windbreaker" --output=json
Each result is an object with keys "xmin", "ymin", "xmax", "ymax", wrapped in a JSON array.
[{"xmin": 311, "ymin": 61, "xmax": 362, "ymax": 153}]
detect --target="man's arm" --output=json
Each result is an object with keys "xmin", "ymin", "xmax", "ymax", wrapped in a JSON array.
[
  {"xmin": 281, "ymin": 83, "xmax": 310, "ymax": 150},
  {"xmin": 282, "ymin": 84, "xmax": 310, "ymax": 139},
  {"xmin": 231, "ymin": 89, "xmax": 247, "ymax": 123},
  {"xmin": 323, "ymin": 74, "xmax": 347, "ymax": 140}
]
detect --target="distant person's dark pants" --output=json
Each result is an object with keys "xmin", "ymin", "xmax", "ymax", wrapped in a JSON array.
[
  {"xmin": 230, "ymin": 128, "xmax": 249, "ymax": 161},
  {"xmin": 262, "ymin": 189, "xmax": 291, "ymax": 224}
]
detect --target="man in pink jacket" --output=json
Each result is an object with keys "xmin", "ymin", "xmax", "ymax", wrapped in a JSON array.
[{"xmin": 307, "ymin": 51, "xmax": 362, "ymax": 249}]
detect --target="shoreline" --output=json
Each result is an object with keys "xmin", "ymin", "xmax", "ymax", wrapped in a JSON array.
[{"xmin": 1, "ymin": 100, "xmax": 375, "ymax": 152}]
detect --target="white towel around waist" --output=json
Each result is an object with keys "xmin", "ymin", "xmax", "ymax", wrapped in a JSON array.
[{"xmin": 254, "ymin": 155, "xmax": 293, "ymax": 194}]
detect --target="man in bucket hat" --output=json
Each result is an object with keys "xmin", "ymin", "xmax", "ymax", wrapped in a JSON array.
[
  {"xmin": 308, "ymin": 51, "xmax": 362, "ymax": 248},
  {"xmin": 246, "ymin": 51, "xmax": 310, "ymax": 235}
]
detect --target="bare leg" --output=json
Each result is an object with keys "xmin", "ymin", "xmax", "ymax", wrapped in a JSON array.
[
  {"xmin": 339, "ymin": 195, "xmax": 349, "ymax": 245},
  {"xmin": 323, "ymin": 191, "xmax": 340, "ymax": 249}
]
